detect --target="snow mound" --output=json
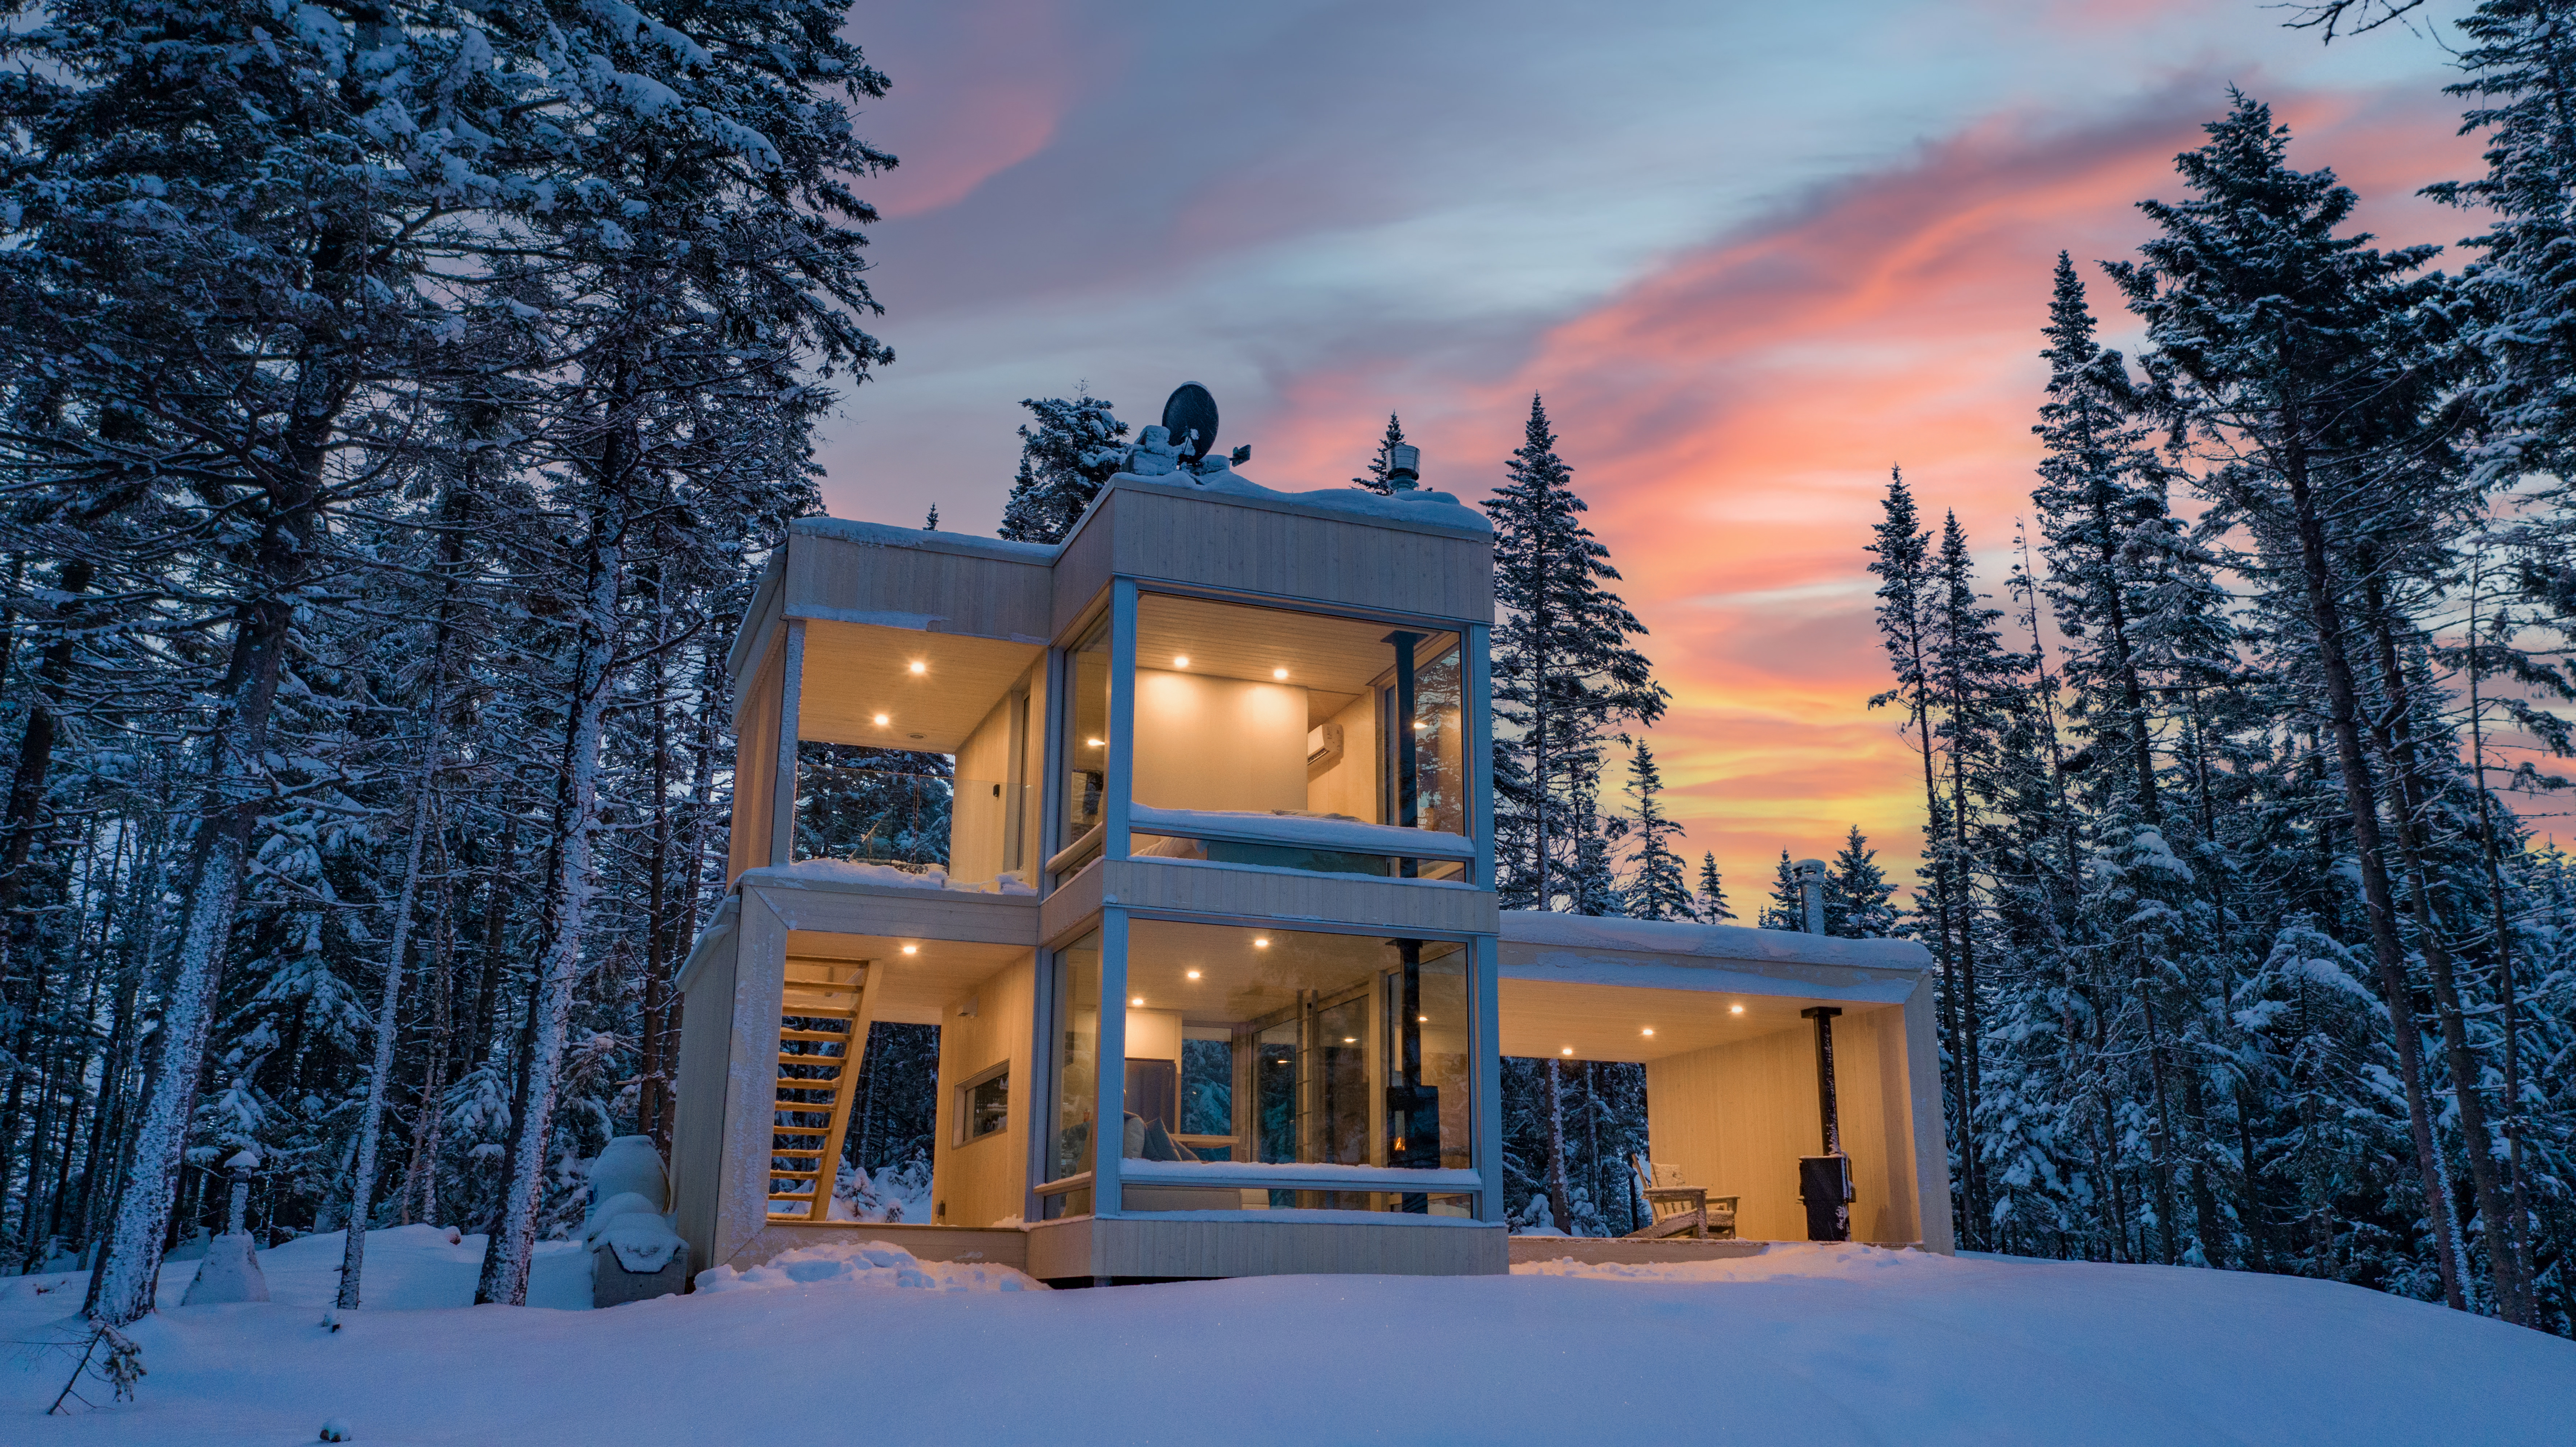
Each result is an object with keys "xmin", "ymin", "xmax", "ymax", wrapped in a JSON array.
[
  {"xmin": 765, "ymin": 859, "xmax": 1035, "ymax": 895},
  {"xmin": 693, "ymin": 1240, "xmax": 1042, "ymax": 1295},
  {"xmin": 1513, "ymin": 1241, "xmax": 1958, "ymax": 1282}
]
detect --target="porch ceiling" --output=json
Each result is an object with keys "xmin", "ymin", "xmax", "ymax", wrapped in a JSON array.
[
  {"xmin": 795, "ymin": 619, "xmax": 1041, "ymax": 755},
  {"xmin": 786, "ymin": 930, "xmax": 1027, "ymax": 1027},
  {"xmin": 1497, "ymin": 978, "xmax": 1890, "ymax": 1064}
]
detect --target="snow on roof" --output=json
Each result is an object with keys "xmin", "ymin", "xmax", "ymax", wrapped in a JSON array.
[
  {"xmin": 1501, "ymin": 912, "xmax": 1932, "ymax": 973},
  {"xmin": 1103, "ymin": 469, "xmax": 1493, "ymax": 540},
  {"xmin": 791, "ymin": 514, "xmax": 1061, "ymax": 565}
]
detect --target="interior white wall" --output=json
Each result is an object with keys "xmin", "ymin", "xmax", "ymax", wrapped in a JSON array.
[
  {"xmin": 1132, "ymin": 669, "xmax": 1307, "ymax": 814},
  {"xmin": 1306, "ymin": 690, "xmax": 1381, "ymax": 822}
]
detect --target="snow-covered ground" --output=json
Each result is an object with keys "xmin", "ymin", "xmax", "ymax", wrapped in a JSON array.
[{"xmin": 3, "ymin": 1230, "xmax": 2567, "ymax": 1444}]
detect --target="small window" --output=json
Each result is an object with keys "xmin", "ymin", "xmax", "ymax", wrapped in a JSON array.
[{"xmin": 959, "ymin": 1065, "xmax": 1009, "ymax": 1145}]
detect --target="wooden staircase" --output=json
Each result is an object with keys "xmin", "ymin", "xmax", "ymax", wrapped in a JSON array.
[{"xmin": 768, "ymin": 957, "xmax": 872, "ymax": 1221}]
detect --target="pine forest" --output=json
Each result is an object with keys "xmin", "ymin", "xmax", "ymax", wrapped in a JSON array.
[{"xmin": 1, "ymin": 0, "xmax": 2573, "ymax": 1346}]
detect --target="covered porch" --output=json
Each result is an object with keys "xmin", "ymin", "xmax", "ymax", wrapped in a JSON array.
[{"xmin": 1496, "ymin": 912, "xmax": 1953, "ymax": 1252}]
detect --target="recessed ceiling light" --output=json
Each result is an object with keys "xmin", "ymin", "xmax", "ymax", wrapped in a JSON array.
[
  {"xmin": 1085, "ymin": 737, "xmax": 1103, "ymax": 746},
  {"xmin": 1418, "ymin": 1014, "xmax": 1429, "ymax": 1023},
  {"xmin": 873, "ymin": 713, "xmax": 890, "ymax": 726},
  {"xmin": 1730, "ymin": 1004, "xmax": 1745, "ymax": 1015},
  {"xmin": 1641, "ymin": 1027, "xmax": 1656, "ymax": 1036},
  {"xmin": 900, "ymin": 944, "xmax": 917, "ymax": 956},
  {"xmin": 1561, "ymin": 1046, "xmax": 1574, "ymax": 1056},
  {"xmin": 908, "ymin": 661, "xmax": 926, "ymax": 675},
  {"xmin": 1253, "ymin": 937, "xmax": 1269, "ymax": 947},
  {"xmin": 1130, "ymin": 996, "xmax": 1145, "ymax": 1008},
  {"xmin": 1172, "ymin": 655, "xmax": 1190, "ymax": 668},
  {"xmin": 1343, "ymin": 1037, "xmax": 1357, "ymax": 1044},
  {"xmin": 1272, "ymin": 667, "xmax": 1288, "ymax": 680},
  {"xmin": 1185, "ymin": 969, "xmax": 1201, "ymax": 980},
  {"xmin": 1412, "ymin": 721, "xmax": 1426, "ymax": 731}
]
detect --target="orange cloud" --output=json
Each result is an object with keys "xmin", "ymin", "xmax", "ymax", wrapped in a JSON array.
[{"xmin": 1263, "ymin": 80, "xmax": 2482, "ymax": 901}]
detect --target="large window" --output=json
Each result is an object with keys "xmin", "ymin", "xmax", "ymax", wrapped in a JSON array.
[
  {"xmin": 1126, "ymin": 593, "xmax": 1469, "ymax": 879},
  {"xmin": 1058, "ymin": 615, "xmax": 1111, "ymax": 862},
  {"xmin": 1040, "ymin": 930, "xmax": 1103, "ymax": 1219},
  {"xmin": 1114, "ymin": 920, "xmax": 1474, "ymax": 1215}
]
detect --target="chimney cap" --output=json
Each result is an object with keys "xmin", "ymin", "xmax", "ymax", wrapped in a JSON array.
[
  {"xmin": 1793, "ymin": 858, "xmax": 1826, "ymax": 877},
  {"xmin": 1386, "ymin": 443, "xmax": 1420, "ymax": 489}
]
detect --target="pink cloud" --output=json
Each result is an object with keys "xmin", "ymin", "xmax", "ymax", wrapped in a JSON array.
[{"xmin": 1258, "ymin": 79, "xmax": 2483, "ymax": 897}]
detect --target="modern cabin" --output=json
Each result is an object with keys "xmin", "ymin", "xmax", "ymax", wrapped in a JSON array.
[{"xmin": 670, "ymin": 459, "xmax": 1953, "ymax": 1288}]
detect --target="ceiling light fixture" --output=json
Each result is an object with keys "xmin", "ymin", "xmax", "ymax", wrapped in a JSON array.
[
  {"xmin": 900, "ymin": 944, "xmax": 917, "ymax": 956},
  {"xmin": 1253, "ymin": 937, "xmax": 1270, "ymax": 948},
  {"xmin": 1561, "ymin": 1046, "xmax": 1575, "ymax": 1056},
  {"xmin": 1418, "ymin": 1014, "xmax": 1429, "ymax": 1023},
  {"xmin": 1085, "ymin": 737, "xmax": 1103, "ymax": 747},
  {"xmin": 1730, "ymin": 1004, "xmax": 1745, "ymax": 1016},
  {"xmin": 908, "ymin": 661, "xmax": 926, "ymax": 675},
  {"xmin": 1272, "ymin": 667, "xmax": 1288, "ymax": 680},
  {"xmin": 1343, "ymin": 1037, "xmax": 1357, "ymax": 1044},
  {"xmin": 873, "ymin": 713, "xmax": 890, "ymax": 726},
  {"xmin": 1172, "ymin": 654, "xmax": 1190, "ymax": 668},
  {"xmin": 1185, "ymin": 969, "xmax": 1202, "ymax": 981},
  {"xmin": 1130, "ymin": 996, "xmax": 1145, "ymax": 1008},
  {"xmin": 1641, "ymin": 1027, "xmax": 1655, "ymax": 1037}
]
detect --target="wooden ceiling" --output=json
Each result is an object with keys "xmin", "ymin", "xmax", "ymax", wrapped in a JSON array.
[
  {"xmin": 796, "ymin": 620, "xmax": 1041, "ymax": 755},
  {"xmin": 1137, "ymin": 592, "xmax": 1457, "ymax": 727},
  {"xmin": 785, "ymin": 929, "xmax": 1028, "ymax": 1027},
  {"xmin": 1497, "ymin": 979, "xmax": 1892, "ymax": 1064}
]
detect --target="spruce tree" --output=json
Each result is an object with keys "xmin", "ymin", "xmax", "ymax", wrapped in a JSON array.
[
  {"xmin": 1353, "ymin": 412, "xmax": 1409, "ymax": 493},
  {"xmin": 1620, "ymin": 742, "xmax": 1693, "ymax": 921},
  {"xmin": 997, "ymin": 391, "xmax": 1128, "ymax": 544},
  {"xmin": 1486, "ymin": 395, "xmax": 1667, "ymax": 912},
  {"xmin": 1696, "ymin": 852, "xmax": 1736, "ymax": 923},
  {"xmin": 1759, "ymin": 850, "xmax": 1803, "ymax": 931},
  {"xmin": 1824, "ymin": 827, "xmax": 1898, "ymax": 938}
]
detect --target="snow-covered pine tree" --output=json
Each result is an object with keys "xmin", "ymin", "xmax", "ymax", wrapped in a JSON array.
[
  {"xmin": 1352, "ymin": 413, "xmax": 1409, "ymax": 493},
  {"xmin": 998, "ymin": 392, "xmax": 1128, "ymax": 544},
  {"xmin": 1823, "ymin": 827, "xmax": 1898, "ymax": 938},
  {"xmin": 1486, "ymin": 396, "xmax": 1667, "ymax": 912},
  {"xmin": 1621, "ymin": 743, "xmax": 1693, "ymax": 921},
  {"xmin": 1758, "ymin": 851, "xmax": 1803, "ymax": 932},
  {"xmin": 2109, "ymin": 91, "xmax": 2470, "ymax": 1308},
  {"xmin": 1695, "ymin": 852, "xmax": 1735, "ymax": 923}
]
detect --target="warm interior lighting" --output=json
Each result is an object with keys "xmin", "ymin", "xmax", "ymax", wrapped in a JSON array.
[
  {"xmin": 1130, "ymin": 996, "xmax": 1145, "ymax": 1007},
  {"xmin": 1172, "ymin": 654, "xmax": 1190, "ymax": 667},
  {"xmin": 900, "ymin": 944, "xmax": 917, "ymax": 956},
  {"xmin": 1252, "ymin": 937, "xmax": 1269, "ymax": 948},
  {"xmin": 1418, "ymin": 1014, "xmax": 1429, "ymax": 1023},
  {"xmin": 1412, "ymin": 721, "xmax": 1426, "ymax": 731},
  {"xmin": 1641, "ymin": 1027, "xmax": 1655, "ymax": 1036},
  {"xmin": 1342, "ymin": 1036, "xmax": 1357, "ymax": 1044},
  {"xmin": 873, "ymin": 713, "xmax": 890, "ymax": 726},
  {"xmin": 1185, "ymin": 969, "xmax": 1202, "ymax": 980},
  {"xmin": 1085, "ymin": 737, "xmax": 1104, "ymax": 747},
  {"xmin": 1729, "ymin": 1004, "xmax": 1745, "ymax": 1015},
  {"xmin": 1561, "ymin": 1046, "xmax": 1575, "ymax": 1056},
  {"xmin": 907, "ymin": 660, "xmax": 926, "ymax": 675},
  {"xmin": 1272, "ymin": 667, "xmax": 1288, "ymax": 680}
]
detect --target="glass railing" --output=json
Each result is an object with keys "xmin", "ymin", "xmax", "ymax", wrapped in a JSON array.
[{"xmin": 791, "ymin": 764, "xmax": 1037, "ymax": 893}]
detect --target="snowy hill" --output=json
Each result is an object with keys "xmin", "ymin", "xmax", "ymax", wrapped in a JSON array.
[{"xmin": 3, "ymin": 1230, "xmax": 2567, "ymax": 1444}]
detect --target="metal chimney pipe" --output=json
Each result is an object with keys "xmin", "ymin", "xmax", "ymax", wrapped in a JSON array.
[
  {"xmin": 1794, "ymin": 858, "xmax": 1826, "ymax": 936},
  {"xmin": 1386, "ymin": 444, "xmax": 1420, "ymax": 490}
]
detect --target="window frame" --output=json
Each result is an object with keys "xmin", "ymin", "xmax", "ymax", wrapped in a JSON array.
[{"xmin": 953, "ymin": 1060, "xmax": 1010, "ymax": 1149}]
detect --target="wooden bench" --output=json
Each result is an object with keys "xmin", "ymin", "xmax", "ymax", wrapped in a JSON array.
[{"xmin": 1626, "ymin": 1154, "xmax": 1738, "ymax": 1240}]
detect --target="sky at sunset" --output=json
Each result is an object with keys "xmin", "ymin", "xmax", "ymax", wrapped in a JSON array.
[{"xmin": 813, "ymin": 0, "xmax": 2489, "ymax": 903}]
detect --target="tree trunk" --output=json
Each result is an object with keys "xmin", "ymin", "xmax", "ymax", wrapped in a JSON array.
[
  {"xmin": 1542, "ymin": 1058, "xmax": 1571, "ymax": 1233},
  {"xmin": 2274, "ymin": 435, "xmax": 2465, "ymax": 1310},
  {"xmin": 477, "ymin": 468, "xmax": 629, "ymax": 1307},
  {"xmin": 2361, "ymin": 585, "xmax": 2528, "ymax": 1323}
]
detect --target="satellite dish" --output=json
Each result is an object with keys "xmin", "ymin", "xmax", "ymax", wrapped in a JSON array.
[{"xmin": 1161, "ymin": 383, "xmax": 1219, "ymax": 463}]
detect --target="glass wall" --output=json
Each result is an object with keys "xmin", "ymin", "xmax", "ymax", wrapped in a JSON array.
[
  {"xmin": 1058, "ymin": 615, "xmax": 1111, "ymax": 865},
  {"xmin": 1126, "ymin": 592, "xmax": 1469, "ymax": 878},
  {"xmin": 1041, "ymin": 930, "xmax": 1103, "ymax": 1219},
  {"xmin": 1117, "ymin": 919, "xmax": 1473, "ymax": 1214}
]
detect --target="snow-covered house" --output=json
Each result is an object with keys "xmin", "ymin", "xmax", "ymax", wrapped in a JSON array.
[{"xmin": 672, "ymin": 464, "xmax": 1953, "ymax": 1287}]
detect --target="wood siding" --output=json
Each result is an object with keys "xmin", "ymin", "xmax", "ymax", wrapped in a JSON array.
[
  {"xmin": 1102, "ymin": 858, "xmax": 1498, "ymax": 936},
  {"xmin": 1026, "ymin": 1216, "xmax": 1507, "ymax": 1281},
  {"xmin": 1105, "ymin": 485, "xmax": 1492, "ymax": 623},
  {"xmin": 1642, "ymin": 1004, "xmax": 1924, "ymax": 1245},
  {"xmin": 784, "ymin": 531, "xmax": 1051, "ymax": 643},
  {"xmin": 929, "ymin": 955, "xmax": 1037, "ymax": 1229},
  {"xmin": 727, "ymin": 636, "xmax": 782, "ymax": 884}
]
